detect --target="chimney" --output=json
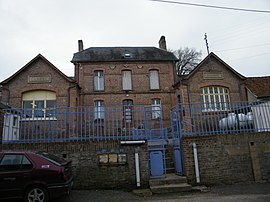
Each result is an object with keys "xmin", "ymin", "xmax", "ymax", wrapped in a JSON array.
[
  {"xmin": 159, "ymin": 36, "xmax": 167, "ymax": 50},
  {"xmin": 78, "ymin": 40, "xmax": 84, "ymax": 51}
]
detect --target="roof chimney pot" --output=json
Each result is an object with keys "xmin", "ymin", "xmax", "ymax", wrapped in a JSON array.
[
  {"xmin": 78, "ymin": 40, "xmax": 84, "ymax": 51},
  {"xmin": 159, "ymin": 36, "xmax": 167, "ymax": 50}
]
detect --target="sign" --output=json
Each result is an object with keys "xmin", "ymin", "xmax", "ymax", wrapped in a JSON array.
[
  {"xmin": 203, "ymin": 72, "xmax": 223, "ymax": 80},
  {"xmin": 28, "ymin": 75, "xmax": 52, "ymax": 83}
]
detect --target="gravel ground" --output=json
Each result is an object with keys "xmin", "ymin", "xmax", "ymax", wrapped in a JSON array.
[{"xmin": 52, "ymin": 182, "xmax": 270, "ymax": 202}]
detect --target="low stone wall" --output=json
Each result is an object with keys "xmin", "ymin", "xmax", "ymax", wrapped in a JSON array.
[
  {"xmin": 182, "ymin": 132, "xmax": 270, "ymax": 185},
  {"xmin": 0, "ymin": 141, "xmax": 149, "ymax": 190}
]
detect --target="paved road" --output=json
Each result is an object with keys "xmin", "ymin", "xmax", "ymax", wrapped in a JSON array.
[{"xmin": 52, "ymin": 183, "xmax": 270, "ymax": 202}]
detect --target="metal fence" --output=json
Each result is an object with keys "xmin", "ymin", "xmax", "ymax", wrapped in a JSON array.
[
  {"xmin": 171, "ymin": 101, "xmax": 270, "ymax": 137},
  {"xmin": 1, "ymin": 105, "xmax": 167, "ymax": 143}
]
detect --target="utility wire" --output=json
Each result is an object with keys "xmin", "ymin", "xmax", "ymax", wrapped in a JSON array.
[
  {"xmin": 150, "ymin": 0, "xmax": 270, "ymax": 14},
  {"xmin": 215, "ymin": 43, "xmax": 270, "ymax": 53},
  {"xmin": 231, "ymin": 51, "xmax": 270, "ymax": 61}
]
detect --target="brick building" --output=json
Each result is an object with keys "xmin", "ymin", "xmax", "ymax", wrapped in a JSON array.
[
  {"xmin": 174, "ymin": 52, "xmax": 247, "ymax": 106},
  {"xmin": 71, "ymin": 36, "xmax": 178, "ymax": 128},
  {"xmin": 0, "ymin": 54, "xmax": 78, "ymax": 112}
]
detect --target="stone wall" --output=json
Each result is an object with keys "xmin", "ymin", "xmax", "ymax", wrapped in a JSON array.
[
  {"xmin": 0, "ymin": 140, "xmax": 149, "ymax": 190},
  {"xmin": 182, "ymin": 132, "xmax": 270, "ymax": 185}
]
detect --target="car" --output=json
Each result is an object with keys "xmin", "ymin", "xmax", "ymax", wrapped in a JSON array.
[{"xmin": 0, "ymin": 151, "xmax": 73, "ymax": 202}]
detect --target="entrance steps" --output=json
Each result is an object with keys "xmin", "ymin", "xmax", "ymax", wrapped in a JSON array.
[{"xmin": 149, "ymin": 174, "xmax": 192, "ymax": 194}]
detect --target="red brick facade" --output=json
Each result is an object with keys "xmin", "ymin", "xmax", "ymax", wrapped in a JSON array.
[
  {"xmin": 175, "ymin": 53, "xmax": 248, "ymax": 104},
  {"xmin": 0, "ymin": 54, "xmax": 77, "ymax": 108}
]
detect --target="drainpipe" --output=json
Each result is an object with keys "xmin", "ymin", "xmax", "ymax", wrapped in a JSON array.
[
  {"xmin": 135, "ymin": 152, "xmax": 141, "ymax": 187},
  {"xmin": 192, "ymin": 142, "xmax": 200, "ymax": 183}
]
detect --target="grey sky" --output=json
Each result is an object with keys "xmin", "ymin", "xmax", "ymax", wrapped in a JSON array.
[{"xmin": 0, "ymin": 0, "xmax": 269, "ymax": 82}]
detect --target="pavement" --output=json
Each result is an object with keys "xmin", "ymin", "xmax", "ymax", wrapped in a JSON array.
[{"xmin": 52, "ymin": 182, "xmax": 270, "ymax": 202}]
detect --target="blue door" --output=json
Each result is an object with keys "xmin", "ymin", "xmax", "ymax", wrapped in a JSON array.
[
  {"xmin": 149, "ymin": 151, "xmax": 164, "ymax": 177},
  {"xmin": 170, "ymin": 109, "xmax": 184, "ymax": 175},
  {"xmin": 174, "ymin": 148, "xmax": 183, "ymax": 175}
]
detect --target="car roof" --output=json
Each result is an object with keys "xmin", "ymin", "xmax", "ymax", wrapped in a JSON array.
[{"xmin": 0, "ymin": 151, "xmax": 36, "ymax": 155}]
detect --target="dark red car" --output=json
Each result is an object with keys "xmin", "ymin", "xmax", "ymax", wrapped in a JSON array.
[{"xmin": 0, "ymin": 151, "xmax": 73, "ymax": 202}]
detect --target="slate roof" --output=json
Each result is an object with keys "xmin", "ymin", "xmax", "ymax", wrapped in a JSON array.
[
  {"xmin": 71, "ymin": 47, "xmax": 178, "ymax": 63},
  {"xmin": 246, "ymin": 76, "xmax": 270, "ymax": 98}
]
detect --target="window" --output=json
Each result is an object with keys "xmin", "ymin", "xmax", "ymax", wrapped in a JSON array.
[
  {"xmin": 94, "ymin": 100, "xmax": 104, "ymax": 120},
  {"xmin": 0, "ymin": 154, "xmax": 33, "ymax": 171},
  {"xmin": 22, "ymin": 91, "xmax": 56, "ymax": 119},
  {"xmin": 94, "ymin": 71, "xmax": 104, "ymax": 91},
  {"xmin": 201, "ymin": 86, "xmax": 230, "ymax": 111},
  {"xmin": 122, "ymin": 70, "xmax": 132, "ymax": 90},
  {"xmin": 151, "ymin": 99, "xmax": 161, "ymax": 119},
  {"xmin": 150, "ymin": 70, "xmax": 160, "ymax": 90},
  {"xmin": 123, "ymin": 99, "xmax": 133, "ymax": 123}
]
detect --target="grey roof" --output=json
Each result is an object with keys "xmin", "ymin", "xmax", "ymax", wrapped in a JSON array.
[{"xmin": 71, "ymin": 47, "xmax": 178, "ymax": 63}]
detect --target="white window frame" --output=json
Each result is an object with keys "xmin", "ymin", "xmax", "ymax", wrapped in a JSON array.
[
  {"xmin": 150, "ymin": 70, "xmax": 160, "ymax": 90},
  {"xmin": 94, "ymin": 71, "xmax": 104, "ymax": 91},
  {"xmin": 201, "ymin": 86, "xmax": 230, "ymax": 111},
  {"xmin": 123, "ymin": 99, "xmax": 133, "ymax": 123},
  {"xmin": 151, "ymin": 98, "xmax": 161, "ymax": 119},
  {"xmin": 94, "ymin": 100, "xmax": 105, "ymax": 120},
  {"xmin": 122, "ymin": 70, "xmax": 132, "ymax": 90},
  {"xmin": 22, "ymin": 91, "xmax": 56, "ymax": 120}
]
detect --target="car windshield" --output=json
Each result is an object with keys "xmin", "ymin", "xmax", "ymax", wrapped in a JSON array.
[{"xmin": 36, "ymin": 151, "xmax": 66, "ymax": 166}]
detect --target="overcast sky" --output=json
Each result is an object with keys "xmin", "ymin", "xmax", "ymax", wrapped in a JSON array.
[{"xmin": 0, "ymin": 0, "xmax": 270, "ymax": 82}]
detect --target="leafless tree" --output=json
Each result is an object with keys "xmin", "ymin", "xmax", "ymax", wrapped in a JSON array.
[{"xmin": 173, "ymin": 47, "xmax": 202, "ymax": 77}]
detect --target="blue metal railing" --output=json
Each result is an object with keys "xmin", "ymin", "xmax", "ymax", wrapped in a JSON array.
[
  {"xmin": 171, "ymin": 101, "xmax": 270, "ymax": 137},
  {"xmin": 1, "ymin": 105, "xmax": 167, "ymax": 143}
]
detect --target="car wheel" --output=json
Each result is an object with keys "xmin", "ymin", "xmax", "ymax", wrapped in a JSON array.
[{"xmin": 25, "ymin": 186, "xmax": 48, "ymax": 202}]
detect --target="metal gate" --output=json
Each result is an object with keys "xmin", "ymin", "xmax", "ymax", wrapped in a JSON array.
[
  {"xmin": 170, "ymin": 107, "xmax": 184, "ymax": 175},
  {"xmin": 144, "ymin": 106, "xmax": 167, "ymax": 178}
]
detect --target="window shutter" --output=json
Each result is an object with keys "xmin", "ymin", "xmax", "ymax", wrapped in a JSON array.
[
  {"xmin": 150, "ymin": 70, "xmax": 159, "ymax": 90},
  {"xmin": 122, "ymin": 71, "xmax": 132, "ymax": 90}
]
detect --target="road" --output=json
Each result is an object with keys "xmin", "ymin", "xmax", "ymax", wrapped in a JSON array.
[{"xmin": 52, "ymin": 183, "xmax": 270, "ymax": 202}]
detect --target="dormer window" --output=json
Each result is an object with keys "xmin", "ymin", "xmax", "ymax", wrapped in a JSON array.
[{"xmin": 123, "ymin": 53, "xmax": 132, "ymax": 58}]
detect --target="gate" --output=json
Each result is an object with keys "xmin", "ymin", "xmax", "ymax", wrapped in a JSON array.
[
  {"xmin": 170, "ymin": 107, "xmax": 184, "ymax": 175},
  {"xmin": 144, "ymin": 106, "xmax": 167, "ymax": 178}
]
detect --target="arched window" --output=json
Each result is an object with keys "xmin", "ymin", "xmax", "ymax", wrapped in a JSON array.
[
  {"xmin": 123, "ymin": 99, "xmax": 133, "ymax": 123},
  {"xmin": 201, "ymin": 86, "xmax": 230, "ymax": 111},
  {"xmin": 22, "ymin": 91, "xmax": 56, "ymax": 119},
  {"xmin": 94, "ymin": 70, "xmax": 104, "ymax": 91},
  {"xmin": 94, "ymin": 100, "xmax": 104, "ymax": 120},
  {"xmin": 151, "ymin": 98, "xmax": 161, "ymax": 119}
]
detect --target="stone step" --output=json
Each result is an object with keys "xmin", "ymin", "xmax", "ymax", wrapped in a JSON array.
[
  {"xmin": 150, "ymin": 183, "xmax": 192, "ymax": 194},
  {"xmin": 165, "ymin": 167, "xmax": 175, "ymax": 174},
  {"xmin": 149, "ymin": 174, "xmax": 187, "ymax": 186}
]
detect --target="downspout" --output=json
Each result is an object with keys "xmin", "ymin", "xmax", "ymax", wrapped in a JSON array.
[
  {"xmin": 135, "ymin": 152, "xmax": 141, "ymax": 187},
  {"xmin": 192, "ymin": 142, "xmax": 200, "ymax": 183},
  {"xmin": 67, "ymin": 84, "xmax": 78, "ymax": 107}
]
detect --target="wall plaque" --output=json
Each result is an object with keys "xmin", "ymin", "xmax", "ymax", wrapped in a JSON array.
[
  {"xmin": 28, "ymin": 75, "xmax": 52, "ymax": 83},
  {"xmin": 203, "ymin": 72, "xmax": 223, "ymax": 80}
]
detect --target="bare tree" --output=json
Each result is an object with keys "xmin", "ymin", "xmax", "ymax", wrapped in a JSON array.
[{"xmin": 173, "ymin": 47, "xmax": 202, "ymax": 77}]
